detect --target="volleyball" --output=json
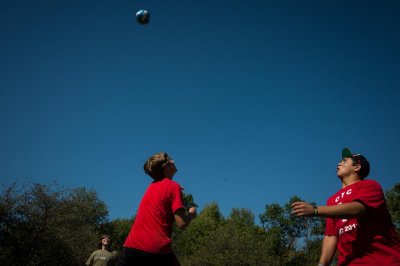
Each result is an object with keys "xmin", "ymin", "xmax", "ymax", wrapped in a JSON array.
[{"xmin": 136, "ymin": 10, "xmax": 150, "ymax": 25}]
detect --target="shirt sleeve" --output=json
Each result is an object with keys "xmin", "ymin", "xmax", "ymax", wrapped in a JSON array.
[
  {"xmin": 171, "ymin": 182, "xmax": 185, "ymax": 213},
  {"xmin": 353, "ymin": 180, "xmax": 385, "ymax": 209},
  {"xmin": 324, "ymin": 217, "xmax": 337, "ymax": 237},
  {"xmin": 85, "ymin": 252, "xmax": 94, "ymax": 266},
  {"xmin": 324, "ymin": 196, "xmax": 337, "ymax": 236}
]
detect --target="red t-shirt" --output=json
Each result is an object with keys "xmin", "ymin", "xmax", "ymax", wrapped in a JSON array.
[
  {"xmin": 123, "ymin": 178, "xmax": 185, "ymax": 254},
  {"xmin": 325, "ymin": 180, "xmax": 400, "ymax": 265}
]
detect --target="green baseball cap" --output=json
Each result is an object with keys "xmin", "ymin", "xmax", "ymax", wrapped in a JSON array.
[{"xmin": 341, "ymin": 147, "xmax": 370, "ymax": 178}]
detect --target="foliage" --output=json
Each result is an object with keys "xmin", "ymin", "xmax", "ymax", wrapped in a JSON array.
[
  {"xmin": 173, "ymin": 202, "xmax": 224, "ymax": 261},
  {"xmin": 182, "ymin": 192, "xmax": 197, "ymax": 209},
  {"xmin": 260, "ymin": 197, "xmax": 305, "ymax": 258},
  {"xmin": 386, "ymin": 183, "xmax": 400, "ymax": 231},
  {"xmin": 0, "ymin": 182, "xmax": 108, "ymax": 266},
  {"xmin": 184, "ymin": 221, "xmax": 272, "ymax": 265},
  {"xmin": 176, "ymin": 205, "xmax": 269, "ymax": 265},
  {"xmin": 259, "ymin": 196, "xmax": 324, "ymax": 265},
  {"xmin": 101, "ymin": 217, "xmax": 134, "ymax": 253},
  {"xmin": 227, "ymin": 207, "xmax": 255, "ymax": 228},
  {"xmin": 3, "ymin": 180, "xmax": 399, "ymax": 266}
]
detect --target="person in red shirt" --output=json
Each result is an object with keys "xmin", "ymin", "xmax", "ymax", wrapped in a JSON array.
[
  {"xmin": 291, "ymin": 147, "xmax": 400, "ymax": 266},
  {"xmin": 118, "ymin": 152, "xmax": 197, "ymax": 266}
]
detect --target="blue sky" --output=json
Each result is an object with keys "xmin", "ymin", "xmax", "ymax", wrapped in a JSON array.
[{"xmin": 1, "ymin": 0, "xmax": 399, "ymax": 221}]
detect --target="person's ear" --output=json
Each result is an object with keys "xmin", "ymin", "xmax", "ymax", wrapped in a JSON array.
[{"xmin": 354, "ymin": 164, "xmax": 361, "ymax": 173}]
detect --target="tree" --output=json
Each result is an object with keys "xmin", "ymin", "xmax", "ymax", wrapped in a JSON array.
[
  {"xmin": 260, "ymin": 197, "xmax": 303, "ymax": 258},
  {"xmin": 103, "ymin": 217, "xmax": 134, "ymax": 253},
  {"xmin": 173, "ymin": 202, "xmax": 224, "ymax": 264},
  {"xmin": 227, "ymin": 207, "xmax": 255, "ymax": 228},
  {"xmin": 187, "ymin": 221, "xmax": 273, "ymax": 265},
  {"xmin": 0, "ymin": 182, "xmax": 108, "ymax": 266},
  {"xmin": 259, "ymin": 196, "xmax": 324, "ymax": 265},
  {"xmin": 177, "ymin": 207, "xmax": 278, "ymax": 266},
  {"xmin": 386, "ymin": 183, "xmax": 400, "ymax": 232}
]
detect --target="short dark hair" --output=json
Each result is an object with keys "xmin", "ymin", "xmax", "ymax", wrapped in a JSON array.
[
  {"xmin": 143, "ymin": 152, "xmax": 171, "ymax": 180},
  {"xmin": 342, "ymin": 148, "xmax": 370, "ymax": 179}
]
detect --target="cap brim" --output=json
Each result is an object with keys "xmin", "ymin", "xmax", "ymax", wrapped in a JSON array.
[{"xmin": 342, "ymin": 148, "xmax": 353, "ymax": 158}]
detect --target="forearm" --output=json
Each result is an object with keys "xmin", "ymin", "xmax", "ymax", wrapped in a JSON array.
[
  {"xmin": 292, "ymin": 201, "xmax": 366, "ymax": 219},
  {"xmin": 182, "ymin": 212, "xmax": 195, "ymax": 227},
  {"xmin": 317, "ymin": 202, "xmax": 366, "ymax": 218},
  {"xmin": 174, "ymin": 208, "xmax": 196, "ymax": 229},
  {"xmin": 318, "ymin": 235, "xmax": 337, "ymax": 266}
]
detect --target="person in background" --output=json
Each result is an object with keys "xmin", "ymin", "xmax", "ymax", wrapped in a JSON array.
[{"xmin": 86, "ymin": 234, "xmax": 117, "ymax": 266}]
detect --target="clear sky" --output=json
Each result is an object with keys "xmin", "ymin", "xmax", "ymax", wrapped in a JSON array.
[{"xmin": 1, "ymin": 0, "xmax": 399, "ymax": 221}]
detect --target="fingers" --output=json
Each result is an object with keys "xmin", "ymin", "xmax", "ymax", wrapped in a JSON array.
[
  {"xmin": 291, "ymin": 201, "xmax": 302, "ymax": 208},
  {"xmin": 188, "ymin": 207, "xmax": 197, "ymax": 214},
  {"xmin": 291, "ymin": 201, "xmax": 305, "ymax": 211},
  {"xmin": 291, "ymin": 202, "xmax": 311, "ymax": 217}
]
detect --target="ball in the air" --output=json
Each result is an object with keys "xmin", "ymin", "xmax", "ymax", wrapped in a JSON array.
[{"xmin": 136, "ymin": 10, "xmax": 150, "ymax": 25}]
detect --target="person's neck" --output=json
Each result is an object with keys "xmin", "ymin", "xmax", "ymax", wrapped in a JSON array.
[{"xmin": 341, "ymin": 174, "xmax": 362, "ymax": 187}]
